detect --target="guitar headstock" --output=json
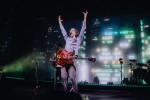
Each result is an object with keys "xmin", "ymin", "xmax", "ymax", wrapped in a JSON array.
[{"xmin": 88, "ymin": 58, "xmax": 96, "ymax": 62}]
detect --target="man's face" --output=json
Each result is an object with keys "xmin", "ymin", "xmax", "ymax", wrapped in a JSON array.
[{"xmin": 69, "ymin": 28, "xmax": 76, "ymax": 37}]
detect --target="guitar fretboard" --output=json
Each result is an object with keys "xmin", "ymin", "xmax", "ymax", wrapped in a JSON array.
[
  {"xmin": 57, "ymin": 55, "xmax": 96, "ymax": 62},
  {"xmin": 58, "ymin": 56, "xmax": 91, "ymax": 59}
]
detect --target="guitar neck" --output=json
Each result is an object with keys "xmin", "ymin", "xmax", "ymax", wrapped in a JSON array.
[
  {"xmin": 75, "ymin": 57, "xmax": 90, "ymax": 59},
  {"xmin": 67, "ymin": 56, "xmax": 91, "ymax": 60},
  {"xmin": 58, "ymin": 55, "xmax": 92, "ymax": 59},
  {"xmin": 69, "ymin": 56, "xmax": 96, "ymax": 62}
]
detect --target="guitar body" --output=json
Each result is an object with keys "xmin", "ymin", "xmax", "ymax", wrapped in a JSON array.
[
  {"xmin": 56, "ymin": 49, "xmax": 74, "ymax": 66},
  {"xmin": 55, "ymin": 49, "xmax": 96, "ymax": 66}
]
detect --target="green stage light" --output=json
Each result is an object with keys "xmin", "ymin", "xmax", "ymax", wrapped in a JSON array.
[
  {"xmin": 107, "ymin": 40, "xmax": 113, "ymax": 43},
  {"xmin": 147, "ymin": 37, "xmax": 150, "ymax": 40},
  {"xmin": 3, "ymin": 51, "xmax": 40, "ymax": 73},
  {"xmin": 83, "ymin": 41, "xmax": 86, "ymax": 46},
  {"xmin": 142, "ymin": 46, "xmax": 145, "ymax": 50},
  {"xmin": 140, "ymin": 26, "xmax": 144, "ymax": 30},
  {"xmin": 142, "ymin": 58, "xmax": 146, "ymax": 63},
  {"xmin": 141, "ymin": 39, "xmax": 144, "ymax": 43},
  {"xmin": 127, "ymin": 39, "xmax": 131, "ymax": 42},
  {"xmin": 83, "ymin": 35, "xmax": 86, "ymax": 39},
  {"xmin": 140, "ymin": 19, "xmax": 143, "ymax": 25},
  {"xmin": 102, "ymin": 41, "xmax": 105, "ymax": 43}
]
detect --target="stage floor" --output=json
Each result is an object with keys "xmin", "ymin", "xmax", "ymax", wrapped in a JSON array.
[{"xmin": 0, "ymin": 77, "xmax": 150, "ymax": 100}]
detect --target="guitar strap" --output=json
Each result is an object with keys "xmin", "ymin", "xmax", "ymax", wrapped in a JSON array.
[{"xmin": 72, "ymin": 44, "xmax": 76, "ymax": 55}]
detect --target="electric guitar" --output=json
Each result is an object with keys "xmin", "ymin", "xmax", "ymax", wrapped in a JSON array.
[{"xmin": 55, "ymin": 49, "xmax": 96, "ymax": 66}]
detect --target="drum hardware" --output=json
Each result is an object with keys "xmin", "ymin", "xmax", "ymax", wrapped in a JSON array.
[
  {"xmin": 128, "ymin": 60, "xmax": 150, "ymax": 85},
  {"xmin": 129, "ymin": 59, "xmax": 137, "ymax": 63},
  {"xmin": 128, "ymin": 59, "xmax": 137, "ymax": 78},
  {"xmin": 119, "ymin": 58, "xmax": 123, "ymax": 84},
  {"xmin": 136, "ymin": 63, "xmax": 149, "ymax": 67}
]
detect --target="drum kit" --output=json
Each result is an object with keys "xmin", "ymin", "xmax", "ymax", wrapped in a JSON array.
[{"xmin": 127, "ymin": 59, "xmax": 150, "ymax": 85}]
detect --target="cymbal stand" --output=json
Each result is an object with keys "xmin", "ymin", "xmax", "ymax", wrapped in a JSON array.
[
  {"xmin": 129, "ymin": 61, "xmax": 134, "ymax": 77},
  {"xmin": 119, "ymin": 58, "xmax": 123, "ymax": 84}
]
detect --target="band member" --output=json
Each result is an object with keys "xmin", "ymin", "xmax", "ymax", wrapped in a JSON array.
[
  {"xmin": 50, "ymin": 43, "xmax": 63, "ymax": 81},
  {"xmin": 58, "ymin": 10, "xmax": 88, "ymax": 93}
]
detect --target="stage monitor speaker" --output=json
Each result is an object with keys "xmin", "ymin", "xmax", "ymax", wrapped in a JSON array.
[{"xmin": 107, "ymin": 82, "xmax": 113, "ymax": 85}]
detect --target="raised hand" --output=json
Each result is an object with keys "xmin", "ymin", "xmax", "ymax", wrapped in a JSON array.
[
  {"xmin": 58, "ymin": 15, "xmax": 63, "ymax": 24},
  {"xmin": 82, "ymin": 10, "xmax": 88, "ymax": 21}
]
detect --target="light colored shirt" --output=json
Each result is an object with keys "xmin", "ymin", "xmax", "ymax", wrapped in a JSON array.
[{"xmin": 59, "ymin": 21, "xmax": 86, "ymax": 56}]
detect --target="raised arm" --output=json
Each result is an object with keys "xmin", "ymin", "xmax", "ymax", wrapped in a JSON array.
[
  {"xmin": 58, "ymin": 15, "xmax": 68, "ymax": 41},
  {"xmin": 74, "ymin": 10, "xmax": 88, "ymax": 56},
  {"xmin": 79, "ymin": 10, "xmax": 88, "ymax": 40}
]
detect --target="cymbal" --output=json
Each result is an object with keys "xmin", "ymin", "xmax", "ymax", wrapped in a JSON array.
[
  {"xmin": 136, "ymin": 63, "xmax": 149, "ymax": 67},
  {"xmin": 129, "ymin": 59, "xmax": 137, "ymax": 62},
  {"xmin": 127, "ymin": 63, "xmax": 132, "ymax": 65}
]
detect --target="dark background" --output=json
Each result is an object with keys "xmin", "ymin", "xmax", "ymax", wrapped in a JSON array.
[{"xmin": 0, "ymin": 0, "xmax": 150, "ymax": 65}]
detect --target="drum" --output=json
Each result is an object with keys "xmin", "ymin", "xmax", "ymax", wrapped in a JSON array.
[
  {"xmin": 133, "ymin": 68, "xmax": 147, "ymax": 79},
  {"xmin": 144, "ymin": 71, "xmax": 150, "ymax": 85}
]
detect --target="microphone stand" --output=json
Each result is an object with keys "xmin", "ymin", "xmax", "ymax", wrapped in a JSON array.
[
  {"xmin": 53, "ymin": 61, "xmax": 56, "ymax": 91},
  {"xmin": 34, "ymin": 59, "xmax": 40, "ymax": 89},
  {"xmin": 119, "ymin": 58, "xmax": 123, "ymax": 84},
  {"xmin": 53, "ymin": 45, "xmax": 58, "ymax": 91},
  {"xmin": 32, "ymin": 59, "xmax": 40, "ymax": 98}
]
